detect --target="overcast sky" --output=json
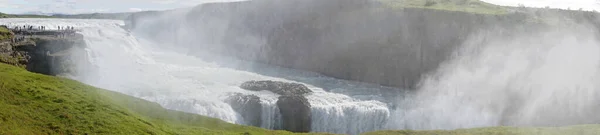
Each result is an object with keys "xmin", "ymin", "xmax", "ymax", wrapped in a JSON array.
[
  {"xmin": 1, "ymin": 0, "xmax": 600, "ymax": 14},
  {"xmin": 0, "ymin": 0, "xmax": 244, "ymax": 14}
]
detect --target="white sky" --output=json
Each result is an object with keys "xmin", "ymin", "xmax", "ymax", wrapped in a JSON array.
[
  {"xmin": 0, "ymin": 0, "xmax": 244, "ymax": 14},
  {"xmin": 1, "ymin": 0, "xmax": 600, "ymax": 14}
]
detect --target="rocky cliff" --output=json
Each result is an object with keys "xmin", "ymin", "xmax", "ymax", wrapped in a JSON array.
[
  {"xmin": 239, "ymin": 80, "xmax": 313, "ymax": 133},
  {"xmin": 126, "ymin": 0, "xmax": 600, "ymax": 89},
  {"xmin": 0, "ymin": 27, "xmax": 90, "ymax": 76}
]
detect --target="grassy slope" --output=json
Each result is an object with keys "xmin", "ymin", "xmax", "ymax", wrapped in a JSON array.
[
  {"xmin": 0, "ymin": 63, "xmax": 329, "ymax": 135},
  {"xmin": 0, "ymin": 26, "xmax": 11, "ymax": 41},
  {"xmin": 378, "ymin": 0, "xmax": 507, "ymax": 14}
]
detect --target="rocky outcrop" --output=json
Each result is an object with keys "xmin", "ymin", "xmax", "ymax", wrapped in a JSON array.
[
  {"xmin": 240, "ymin": 80, "xmax": 312, "ymax": 96},
  {"xmin": 225, "ymin": 93, "xmax": 262, "ymax": 127},
  {"xmin": 239, "ymin": 80, "xmax": 313, "ymax": 132},
  {"xmin": 276, "ymin": 95, "xmax": 311, "ymax": 133},
  {"xmin": 0, "ymin": 29, "xmax": 89, "ymax": 76}
]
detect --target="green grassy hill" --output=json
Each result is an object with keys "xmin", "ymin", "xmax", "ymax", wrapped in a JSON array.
[
  {"xmin": 0, "ymin": 63, "xmax": 328, "ymax": 135},
  {"xmin": 378, "ymin": 0, "xmax": 507, "ymax": 14},
  {"xmin": 0, "ymin": 12, "xmax": 55, "ymax": 18}
]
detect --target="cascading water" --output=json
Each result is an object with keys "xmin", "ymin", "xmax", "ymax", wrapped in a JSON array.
[
  {"xmin": 4, "ymin": 16, "xmax": 599, "ymax": 135},
  {"xmin": 0, "ymin": 18, "xmax": 391, "ymax": 135}
]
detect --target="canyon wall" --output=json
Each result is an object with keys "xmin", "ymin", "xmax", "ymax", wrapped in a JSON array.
[{"xmin": 126, "ymin": 0, "xmax": 600, "ymax": 89}]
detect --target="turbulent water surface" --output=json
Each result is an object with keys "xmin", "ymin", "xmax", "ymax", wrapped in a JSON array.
[
  {"xmin": 3, "ymin": 18, "xmax": 600, "ymax": 134},
  {"xmin": 1, "ymin": 18, "xmax": 392, "ymax": 135}
]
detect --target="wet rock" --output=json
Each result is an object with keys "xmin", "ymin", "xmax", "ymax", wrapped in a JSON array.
[
  {"xmin": 276, "ymin": 95, "xmax": 311, "ymax": 133},
  {"xmin": 240, "ymin": 80, "xmax": 312, "ymax": 96},
  {"xmin": 225, "ymin": 93, "xmax": 262, "ymax": 127},
  {"xmin": 240, "ymin": 80, "xmax": 313, "ymax": 132},
  {"xmin": 1, "ymin": 28, "xmax": 89, "ymax": 76}
]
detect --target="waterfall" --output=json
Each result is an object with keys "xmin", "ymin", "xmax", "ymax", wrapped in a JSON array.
[{"xmin": 1, "ymin": 18, "xmax": 392, "ymax": 135}]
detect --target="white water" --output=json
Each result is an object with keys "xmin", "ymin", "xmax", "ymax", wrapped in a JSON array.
[
  {"xmin": 387, "ymin": 26, "xmax": 600, "ymax": 130},
  {"xmin": 4, "ymin": 18, "xmax": 600, "ymax": 134},
  {"xmin": 0, "ymin": 18, "xmax": 391, "ymax": 135}
]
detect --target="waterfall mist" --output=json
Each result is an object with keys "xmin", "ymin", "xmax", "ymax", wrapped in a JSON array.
[
  {"xmin": 388, "ymin": 22, "xmax": 600, "ymax": 130},
  {"xmin": 115, "ymin": 2, "xmax": 600, "ymax": 134},
  {"xmin": 4, "ymin": 1, "xmax": 600, "ymax": 134}
]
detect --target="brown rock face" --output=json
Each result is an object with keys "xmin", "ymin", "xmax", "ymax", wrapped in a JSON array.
[
  {"xmin": 0, "ymin": 29, "xmax": 89, "ymax": 76},
  {"xmin": 276, "ymin": 95, "xmax": 311, "ymax": 133},
  {"xmin": 239, "ymin": 80, "xmax": 313, "ymax": 133},
  {"xmin": 225, "ymin": 93, "xmax": 262, "ymax": 127}
]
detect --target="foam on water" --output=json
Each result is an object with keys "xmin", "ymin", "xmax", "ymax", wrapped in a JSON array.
[{"xmin": 0, "ymin": 18, "xmax": 391, "ymax": 135}]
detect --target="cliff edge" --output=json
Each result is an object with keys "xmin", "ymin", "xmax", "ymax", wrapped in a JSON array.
[
  {"xmin": 124, "ymin": 0, "xmax": 600, "ymax": 89},
  {"xmin": 0, "ymin": 26, "xmax": 90, "ymax": 76}
]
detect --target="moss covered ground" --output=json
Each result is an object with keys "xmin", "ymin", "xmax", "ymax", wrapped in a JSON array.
[{"xmin": 0, "ymin": 26, "xmax": 11, "ymax": 41}]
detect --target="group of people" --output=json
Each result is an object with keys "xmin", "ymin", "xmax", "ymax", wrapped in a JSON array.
[
  {"xmin": 8, "ymin": 25, "xmax": 79, "ymax": 42},
  {"xmin": 13, "ymin": 25, "xmax": 45, "ymax": 31},
  {"xmin": 11, "ymin": 25, "xmax": 76, "ymax": 31},
  {"xmin": 57, "ymin": 26, "xmax": 75, "ymax": 31}
]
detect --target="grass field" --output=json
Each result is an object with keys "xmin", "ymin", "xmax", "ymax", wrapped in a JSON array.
[
  {"xmin": 378, "ymin": 0, "xmax": 507, "ymax": 14},
  {"xmin": 0, "ymin": 63, "xmax": 332, "ymax": 135}
]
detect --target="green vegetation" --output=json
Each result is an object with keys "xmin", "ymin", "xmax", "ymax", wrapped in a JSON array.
[
  {"xmin": 0, "ymin": 53, "xmax": 26, "ymax": 68},
  {"xmin": 0, "ymin": 26, "xmax": 11, "ymax": 41},
  {"xmin": 0, "ymin": 27, "xmax": 26, "ymax": 68},
  {"xmin": 0, "ymin": 63, "xmax": 330, "ymax": 135},
  {"xmin": 53, "ymin": 13, "xmax": 133, "ymax": 20},
  {"xmin": 0, "ymin": 12, "xmax": 131, "ymax": 20},
  {"xmin": 0, "ymin": 12, "xmax": 55, "ymax": 18},
  {"xmin": 378, "ymin": 0, "xmax": 507, "ymax": 14},
  {"xmin": 2, "ymin": 48, "xmax": 600, "ymax": 134}
]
